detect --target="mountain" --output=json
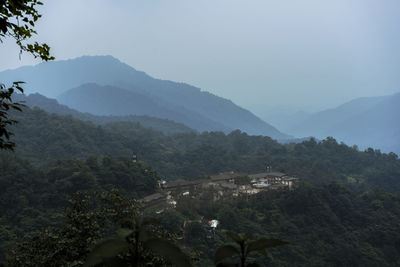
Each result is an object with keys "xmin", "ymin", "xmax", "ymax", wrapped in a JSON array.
[
  {"xmin": 13, "ymin": 93, "xmax": 194, "ymax": 135},
  {"xmin": 289, "ymin": 92, "xmax": 400, "ymax": 154},
  {"xmin": 0, "ymin": 55, "xmax": 289, "ymax": 139},
  {"xmin": 255, "ymin": 108, "xmax": 311, "ymax": 134},
  {"xmin": 57, "ymin": 83, "xmax": 230, "ymax": 133}
]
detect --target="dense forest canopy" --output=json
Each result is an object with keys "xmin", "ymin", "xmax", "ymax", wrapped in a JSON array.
[
  {"xmin": 1, "ymin": 106, "xmax": 400, "ymax": 266},
  {"xmin": 7, "ymin": 106, "xmax": 400, "ymax": 191}
]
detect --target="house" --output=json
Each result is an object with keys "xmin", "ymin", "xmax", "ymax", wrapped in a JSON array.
[
  {"xmin": 252, "ymin": 181, "xmax": 271, "ymax": 188},
  {"xmin": 248, "ymin": 172, "xmax": 287, "ymax": 185}
]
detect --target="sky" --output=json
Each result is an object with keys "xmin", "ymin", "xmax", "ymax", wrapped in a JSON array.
[{"xmin": 1, "ymin": 0, "xmax": 400, "ymax": 115}]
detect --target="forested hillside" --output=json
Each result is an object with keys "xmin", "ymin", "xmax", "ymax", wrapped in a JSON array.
[
  {"xmin": 1, "ymin": 106, "xmax": 400, "ymax": 266},
  {"xmin": 14, "ymin": 93, "xmax": 194, "ymax": 135},
  {"xmin": 1, "ymin": 155, "xmax": 400, "ymax": 266},
  {"xmin": 0, "ymin": 154, "xmax": 157, "ymax": 258},
  {"xmin": 170, "ymin": 183, "xmax": 400, "ymax": 266},
  {"xmin": 7, "ymin": 106, "xmax": 400, "ymax": 191}
]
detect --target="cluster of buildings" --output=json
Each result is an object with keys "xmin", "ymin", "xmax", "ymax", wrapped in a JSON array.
[
  {"xmin": 138, "ymin": 171, "xmax": 299, "ymax": 238},
  {"xmin": 140, "ymin": 171, "xmax": 298, "ymax": 211}
]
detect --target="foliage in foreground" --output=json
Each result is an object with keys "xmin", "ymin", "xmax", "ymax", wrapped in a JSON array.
[
  {"xmin": 172, "ymin": 183, "xmax": 400, "ymax": 266},
  {"xmin": 0, "ymin": 154, "xmax": 157, "ymax": 256},
  {"xmin": 84, "ymin": 218, "xmax": 191, "ymax": 267},
  {"xmin": 1, "ymin": 151, "xmax": 400, "ymax": 266},
  {"xmin": 5, "ymin": 189, "xmax": 289, "ymax": 267},
  {"xmin": 1, "ymin": 0, "xmax": 54, "ymax": 151},
  {"xmin": 1, "ymin": 107, "xmax": 400, "ymax": 265},
  {"xmin": 214, "ymin": 231, "xmax": 288, "ymax": 267},
  {"xmin": 0, "ymin": 82, "xmax": 24, "ymax": 150},
  {"xmin": 5, "ymin": 190, "xmax": 189, "ymax": 267}
]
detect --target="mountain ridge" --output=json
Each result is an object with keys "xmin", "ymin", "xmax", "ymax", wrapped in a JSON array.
[
  {"xmin": 289, "ymin": 92, "xmax": 400, "ymax": 153},
  {"xmin": 0, "ymin": 55, "xmax": 289, "ymax": 139},
  {"xmin": 58, "ymin": 83, "xmax": 231, "ymax": 133},
  {"xmin": 13, "ymin": 93, "xmax": 195, "ymax": 135}
]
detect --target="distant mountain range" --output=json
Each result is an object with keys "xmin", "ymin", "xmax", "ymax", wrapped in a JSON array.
[
  {"xmin": 58, "ymin": 83, "xmax": 231, "ymax": 133},
  {"xmin": 0, "ymin": 55, "xmax": 289, "ymax": 140},
  {"xmin": 289, "ymin": 92, "xmax": 400, "ymax": 154},
  {"xmin": 13, "ymin": 93, "xmax": 194, "ymax": 135},
  {"xmin": 2, "ymin": 55, "xmax": 398, "ymax": 153}
]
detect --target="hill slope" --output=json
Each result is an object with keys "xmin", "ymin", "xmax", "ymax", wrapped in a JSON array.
[
  {"xmin": 0, "ymin": 55, "xmax": 288, "ymax": 139},
  {"xmin": 289, "ymin": 92, "xmax": 400, "ymax": 153},
  {"xmin": 13, "ymin": 93, "xmax": 194, "ymax": 135},
  {"xmin": 7, "ymin": 106, "xmax": 400, "ymax": 192},
  {"xmin": 57, "ymin": 83, "xmax": 230, "ymax": 133}
]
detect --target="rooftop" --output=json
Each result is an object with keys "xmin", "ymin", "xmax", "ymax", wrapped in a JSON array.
[{"xmin": 248, "ymin": 172, "xmax": 286, "ymax": 179}]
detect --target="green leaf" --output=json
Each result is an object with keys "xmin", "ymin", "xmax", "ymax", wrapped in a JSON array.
[
  {"xmin": 216, "ymin": 263, "xmax": 237, "ymax": 267},
  {"xmin": 214, "ymin": 245, "xmax": 240, "ymax": 264},
  {"xmin": 246, "ymin": 238, "xmax": 289, "ymax": 254},
  {"xmin": 247, "ymin": 263, "xmax": 262, "ymax": 267},
  {"xmin": 138, "ymin": 228, "xmax": 153, "ymax": 242},
  {"xmin": 116, "ymin": 228, "xmax": 133, "ymax": 239},
  {"xmin": 241, "ymin": 233, "xmax": 252, "ymax": 242},
  {"xmin": 144, "ymin": 238, "xmax": 192, "ymax": 267},
  {"xmin": 83, "ymin": 238, "xmax": 129, "ymax": 267},
  {"xmin": 141, "ymin": 217, "xmax": 160, "ymax": 227},
  {"xmin": 225, "ymin": 231, "xmax": 243, "ymax": 243},
  {"xmin": 258, "ymin": 248, "xmax": 269, "ymax": 257}
]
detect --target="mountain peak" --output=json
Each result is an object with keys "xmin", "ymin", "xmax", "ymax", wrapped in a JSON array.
[{"xmin": 0, "ymin": 55, "xmax": 289, "ymax": 139}]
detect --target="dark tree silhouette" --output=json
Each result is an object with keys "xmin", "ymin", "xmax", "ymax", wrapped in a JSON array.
[{"xmin": 0, "ymin": 0, "xmax": 54, "ymax": 150}]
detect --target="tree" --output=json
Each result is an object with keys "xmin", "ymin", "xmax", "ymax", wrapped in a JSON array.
[
  {"xmin": 0, "ymin": 0, "xmax": 53, "ymax": 60},
  {"xmin": 214, "ymin": 231, "xmax": 288, "ymax": 267},
  {"xmin": 0, "ymin": 82, "xmax": 24, "ymax": 149},
  {"xmin": 84, "ymin": 217, "xmax": 192, "ymax": 267},
  {"xmin": 6, "ymin": 189, "xmax": 192, "ymax": 267},
  {"xmin": 0, "ymin": 0, "xmax": 54, "ymax": 150}
]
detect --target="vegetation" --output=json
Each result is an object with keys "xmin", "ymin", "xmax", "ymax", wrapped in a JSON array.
[
  {"xmin": 214, "ymin": 231, "xmax": 288, "ymax": 267},
  {"xmin": 84, "ymin": 216, "xmax": 191, "ymax": 267},
  {"xmin": 3, "ymin": 169, "xmax": 399, "ymax": 266},
  {"xmin": 0, "ymin": 0, "xmax": 53, "ymax": 60},
  {"xmin": 172, "ymin": 182, "xmax": 400, "ymax": 266},
  {"xmin": 1, "ymin": 2, "xmax": 399, "ymax": 267},
  {"xmin": 8, "ymin": 106, "xmax": 400, "ymax": 192},
  {"xmin": 1, "ymin": 0, "xmax": 54, "ymax": 151},
  {"xmin": 1, "ymin": 107, "xmax": 400, "ymax": 266},
  {"xmin": 0, "ymin": 153, "xmax": 157, "ymax": 257},
  {"xmin": 5, "ymin": 190, "xmax": 189, "ymax": 267},
  {"xmin": 0, "ymin": 82, "xmax": 24, "ymax": 150},
  {"xmin": 14, "ymin": 92, "xmax": 194, "ymax": 135}
]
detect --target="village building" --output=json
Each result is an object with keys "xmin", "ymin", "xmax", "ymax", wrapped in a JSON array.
[{"xmin": 142, "ymin": 170, "xmax": 299, "ymax": 212}]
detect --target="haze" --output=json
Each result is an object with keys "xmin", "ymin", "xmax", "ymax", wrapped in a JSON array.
[{"xmin": 1, "ymin": 0, "xmax": 399, "ymax": 114}]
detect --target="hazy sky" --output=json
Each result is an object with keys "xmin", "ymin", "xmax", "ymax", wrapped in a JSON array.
[{"xmin": 1, "ymin": 0, "xmax": 400, "ymax": 113}]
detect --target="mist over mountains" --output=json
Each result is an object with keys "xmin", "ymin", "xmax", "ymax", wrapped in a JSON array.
[
  {"xmin": 13, "ymin": 93, "xmax": 194, "ymax": 135},
  {"xmin": 289, "ymin": 92, "xmax": 400, "ymax": 154},
  {"xmin": 0, "ymin": 55, "xmax": 288, "ymax": 140},
  {"xmin": 1, "ymin": 55, "xmax": 399, "ymax": 153},
  {"xmin": 58, "ymin": 83, "xmax": 231, "ymax": 133}
]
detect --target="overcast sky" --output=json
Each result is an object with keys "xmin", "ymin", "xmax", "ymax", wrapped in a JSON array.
[{"xmin": 1, "ymin": 0, "xmax": 399, "ymax": 114}]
